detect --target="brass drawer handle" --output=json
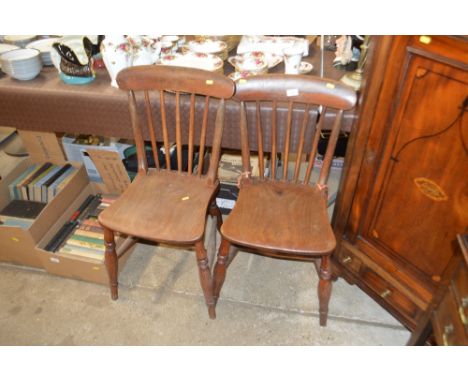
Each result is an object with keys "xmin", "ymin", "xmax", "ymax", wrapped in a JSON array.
[
  {"xmin": 462, "ymin": 296, "xmax": 468, "ymax": 308},
  {"xmin": 380, "ymin": 289, "xmax": 392, "ymax": 299},
  {"xmin": 342, "ymin": 256, "xmax": 352, "ymax": 264},
  {"xmin": 459, "ymin": 307, "xmax": 467, "ymax": 325},
  {"xmin": 442, "ymin": 324, "xmax": 454, "ymax": 346}
]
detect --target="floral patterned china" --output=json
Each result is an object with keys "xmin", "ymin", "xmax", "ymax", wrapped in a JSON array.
[
  {"xmin": 227, "ymin": 51, "xmax": 268, "ymax": 75},
  {"xmin": 158, "ymin": 52, "xmax": 223, "ymax": 72},
  {"xmin": 299, "ymin": 61, "xmax": 313, "ymax": 74}
]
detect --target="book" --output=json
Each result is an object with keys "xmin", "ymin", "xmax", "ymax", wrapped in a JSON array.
[
  {"xmin": 41, "ymin": 163, "xmax": 72, "ymax": 203},
  {"xmin": 0, "ymin": 199, "xmax": 47, "ymax": 220},
  {"xmin": 46, "ymin": 166, "xmax": 74, "ymax": 201},
  {"xmin": 19, "ymin": 162, "xmax": 53, "ymax": 200},
  {"xmin": 8, "ymin": 164, "xmax": 39, "ymax": 200},
  {"xmin": 58, "ymin": 243, "xmax": 104, "ymax": 261},
  {"xmin": 43, "ymin": 194, "xmax": 98, "ymax": 252},
  {"xmin": 53, "ymin": 167, "xmax": 77, "ymax": 197},
  {"xmin": 30, "ymin": 165, "xmax": 60, "ymax": 202},
  {"xmin": 67, "ymin": 234, "xmax": 105, "ymax": 250},
  {"xmin": 0, "ymin": 217, "xmax": 34, "ymax": 229},
  {"xmin": 73, "ymin": 229, "xmax": 104, "ymax": 239}
]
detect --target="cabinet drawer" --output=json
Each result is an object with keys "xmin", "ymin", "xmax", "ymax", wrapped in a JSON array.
[
  {"xmin": 336, "ymin": 247, "xmax": 363, "ymax": 274},
  {"xmin": 360, "ymin": 265, "xmax": 420, "ymax": 323},
  {"xmin": 432, "ymin": 288, "xmax": 468, "ymax": 345},
  {"xmin": 451, "ymin": 262, "xmax": 468, "ymax": 334}
]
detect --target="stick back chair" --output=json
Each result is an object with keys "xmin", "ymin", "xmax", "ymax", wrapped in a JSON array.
[
  {"xmin": 98, "ymin": 65, "xmax": 235, "ymax": 319},
  {"xmin": 213, "ymin": 74, "xmax": 356, "ymax": 326}
]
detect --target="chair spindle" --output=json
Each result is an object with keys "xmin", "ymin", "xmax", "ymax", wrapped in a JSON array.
[
  {"xmin": 303, "ymin": 106, "xmax": 328, "ymax": 185},
  {"xmin": 197, "ymin": 96, "xmax": 210, "ymax": 176},
  {"xmin": 188, "ymin": 93, "xmax": 196, "ymax": 175},
  {"xmin": 256, "ymin": 101, "xmax": 264, "ymax": 180},
  {"xmin": 318, "ymin": 110, "xmax": 343, "ymax": 187},
  {"xmin": 282, "ymin": 101, "xmax": 294, "ymax": 181},
  {"xmin": 293, "ymin": 103, "xmax": 310, "ymax": 183},
  {"xmin": 159, "ymin": 90, "xmax": 172, "ymax": 171},
  {"xmin": 144, "ymin": 90, "xmax": 160, "ymax": 170},
  {"xmin": 271, "ymin": 100, "xmax": 277, "ymax": 180}
]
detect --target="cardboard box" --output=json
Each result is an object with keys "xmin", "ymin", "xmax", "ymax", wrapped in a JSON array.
[
  {"xmin": 61, "ymin": 136, "xmax": 132, "ymax": 184},
  {"xmin": 0, "ymin": 157, "xmax": 88, "ymax": 268},
  {"xmin": 218, "ymin": 152, "xmax": 267, "ymax": 184},
  {"xmin": 36, "ymin": 183, "xmax": 136, "ymax": 285}
]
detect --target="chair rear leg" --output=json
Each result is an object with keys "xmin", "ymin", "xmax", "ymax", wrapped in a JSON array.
[
  {"xmin": 195, "ymin": 240, "xmax": 216, "ymax": 319},
  {"xmin": 208, "ymin": 199, "xmax": 223, "ymax": 231},
  {"xmin": 103, "ymin": 227, "xmax": 118, "ymax": 300},
  {"xmin": 318, "ymin": 255, "xmax": 332, "ymax": 326},
  {"xmin": 213, "ymin": 238, "xmax": 231, "ymax": 306}
]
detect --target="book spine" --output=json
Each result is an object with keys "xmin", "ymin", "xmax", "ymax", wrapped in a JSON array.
[
  {"xmin": 22, "ymin": 162, "xmax": 52, "ymax": 200},
  {"xmin": 66, "ymin": 238, "xmax": 105, "ymax": 250},
  {"xmin": 47, "ymin": 167, "xmax": 73, "ymax": 201},
  {"xmin": 74, "ymin": 229, "xmax": 104, "ymax": 239},
  {"xmin": 41, "ymin": 163, "xmax": 72, "ymax": 203}
]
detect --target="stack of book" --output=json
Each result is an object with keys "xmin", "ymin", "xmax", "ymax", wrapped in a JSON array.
[
  {"xmin": 54, "ymin": 195, "xmax": 119, "ymax": 261},
  {"xmin": 8, "ymin": 162, "xmax": 77, "ymax": 203},
  {"xmin": 0, "ymin": 199, "xmax": 46, "ymax": 229}
]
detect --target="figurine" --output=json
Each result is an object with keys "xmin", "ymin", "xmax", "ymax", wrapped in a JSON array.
[{"xmin": 52, "ymin": 37, "xmax": 95, "ymax": 84}]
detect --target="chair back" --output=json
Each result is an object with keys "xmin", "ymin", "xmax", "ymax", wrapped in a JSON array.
[
  {"xmin": 233, "ymin": 74, "xmax": 356, "ymax": 187},
  {"xmin": 117, "ymin": 65, "xmax": 235, "ymax": 185}
]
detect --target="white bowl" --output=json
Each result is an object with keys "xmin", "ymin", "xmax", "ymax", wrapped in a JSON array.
[
  {"xmin": 0, "ymin": 43, "xmax": 20, "ymax": 70},
  {"xmin": 26, "ymin": 38, "xmax": 59, "ymax": 66},
  {"xmin": 4, "ymin": 35, "xmax": 37, "ymax": 48},
  {"xmin": 0, "ymin": 48, "xmax": 42, "ymax": 80}
]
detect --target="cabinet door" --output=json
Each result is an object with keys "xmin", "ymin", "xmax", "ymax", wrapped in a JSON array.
[{"xmin": 358, "ymin": 52, "xmax": 468, "ymax": 290}]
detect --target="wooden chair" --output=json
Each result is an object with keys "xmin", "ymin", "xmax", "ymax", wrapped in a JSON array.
[
  {"xmin": 212, "ymin": 74, "xmax": 356, "ymax": 326},
  {"xmin": 98, "ymin": 65, "xmax": 235, "ymax": 319}
]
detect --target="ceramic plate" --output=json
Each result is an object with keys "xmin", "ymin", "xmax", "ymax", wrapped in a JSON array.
[
  {"xmin": 299, "ymin": 61, "xmax": 313, "ymax": 74},
  {"xmin": 26, "ymin": 38, "xmax": 60, "ymax": 53},
  {"xmin": 158, "ymin": 52, "xmax": 223, "ymax": 72},
  {"xmin": 188, "ymin": 39, "xmax": 227, "ymax": 54},
  {"xmin": 264, "ymin": 52, "xmax": 283, "ymax": 68}
]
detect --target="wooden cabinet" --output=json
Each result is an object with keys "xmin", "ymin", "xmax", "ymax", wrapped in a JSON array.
[{"xmin": 332, "ymin": 36, "xmax": 468, "ymax": 329}]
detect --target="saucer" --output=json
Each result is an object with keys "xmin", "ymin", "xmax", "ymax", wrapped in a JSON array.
[{"xmin": 299, "ymin": 61, "xmax": 313, "ymax": 74}]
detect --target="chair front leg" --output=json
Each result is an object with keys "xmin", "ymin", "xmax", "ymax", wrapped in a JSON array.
[
  {"xmin": 318, "ymin": 255, "xmax": 332, "ymax": 326},
  {"xmin": 195, "ymin": 240, "xmax": 216, "ymax": 319},
  {"xmin": 208, "ymin": 199, "xmax": 223, "ymax": 232},
  {"xmin": 103, "ymin": 227, "xmax": 118, "ymax": 300},
  {"xmin": 213, "ymin": 238, "xmax": 231, "ymax": 306}
]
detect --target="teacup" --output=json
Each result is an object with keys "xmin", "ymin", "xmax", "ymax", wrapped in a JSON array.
[
  {"xmin": 283, "ymin": 45, "xmax": 303, "ymax": 74},
  {"xmin": 229, "ymin": 51, "xmax": 268, "ymax": 75}
]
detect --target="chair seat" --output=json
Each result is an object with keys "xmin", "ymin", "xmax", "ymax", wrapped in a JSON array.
[
  {"xmin": 98, "ymin": 170, "xmax": 218, "ymax": 244},
  {"xmin": 221, "ymin": 180, "xmax": 336, "ymax": 256}
]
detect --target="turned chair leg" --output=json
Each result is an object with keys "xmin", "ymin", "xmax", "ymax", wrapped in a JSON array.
[
  {"xmin": 195, "ymin": 240, "xmax": 216, "ymax": 319},
  {"xmin": 103, "ymin": 227, "xmax": 118, "ymax": 300},
  {"xmin": 208, "ymin": 199, "xmax": 223, "ymax": 232},
  {"xmin": 213, "ymin": 238, "xmax": 231, "ymax": 306},
  {"xmin": 318, "ymin": 255, "xmax": 332, "ymax": 326}
]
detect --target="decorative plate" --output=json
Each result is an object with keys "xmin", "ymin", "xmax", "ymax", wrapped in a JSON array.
[
  {"xmin": 299, "ymin": 61, "xmax": 313, "ymax": 74},
  {"xmin": 158, "ymin": 52, "xmax": 223, "ymax": 72},
  {"xmin": 188, "ymin": 39, "xmax": 227, "ymax": 54}
]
